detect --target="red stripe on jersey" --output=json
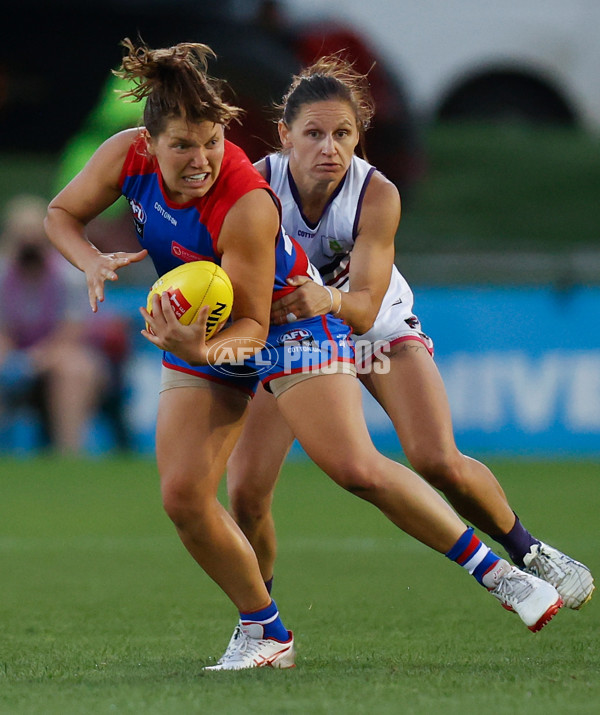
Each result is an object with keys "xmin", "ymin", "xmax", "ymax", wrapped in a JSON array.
[
  {"xmin": 328, "ymin": 262, "xmax": 350, "ymax": 286},
  {"xmin": 118, "ymin": 132, "xmax": 156, "ymax": 187}
]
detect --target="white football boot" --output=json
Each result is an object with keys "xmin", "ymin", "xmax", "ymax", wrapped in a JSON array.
[
  {"xmin": 211, "ymin": 622, "xmax": 243, "ymax": 668},
  {"xmin": 482, "ymin": 559, "xmax": 563, "ymax": 632},
  {"xmin": 204, "ymin": 622, "xmax": 295, "ymax": 671},
  {"xmin": 523, "ymin": 542, "xmax": 595, "ymax": 610}
]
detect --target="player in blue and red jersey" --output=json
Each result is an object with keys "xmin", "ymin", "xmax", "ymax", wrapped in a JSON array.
[
  {"xmin": 118, "ymin": 128, "xmax": 350, "ymax": 395},
  {"xmin": 44, "ymin": 39, "xmax": 564, "ymax": 671}
]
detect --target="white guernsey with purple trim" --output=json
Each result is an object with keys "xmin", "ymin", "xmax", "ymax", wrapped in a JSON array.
[{"xmin": 265, "ymin": 152, "xmax": 433, "ymax": 361}]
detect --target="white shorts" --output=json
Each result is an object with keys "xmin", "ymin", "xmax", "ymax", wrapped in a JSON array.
[{"xmin": 351, "ymin": 266, "xmax": 434, "ymax": 366}]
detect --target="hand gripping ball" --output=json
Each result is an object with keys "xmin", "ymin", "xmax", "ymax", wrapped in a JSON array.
[{"xmin": 146, "ymin": 261, "xmax": 233, "ymax": 339}]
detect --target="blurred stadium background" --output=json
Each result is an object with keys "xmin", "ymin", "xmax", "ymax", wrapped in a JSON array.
[{"xmin": 1, "ymin": 0, "xmax": 599, "ymax": 459}]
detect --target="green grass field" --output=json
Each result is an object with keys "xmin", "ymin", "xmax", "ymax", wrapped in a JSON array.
[{"xmin": 0, "ymin": 455, "xmax": 598, "ymax": 714}]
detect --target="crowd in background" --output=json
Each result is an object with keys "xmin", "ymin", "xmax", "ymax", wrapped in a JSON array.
[
  {"xmin": 0, "ymin": 196, "xmax": 131, "ymax": 454},
  {"xmin": 0, "ymin": 1, "xmax": 424, "ymax": 455}
]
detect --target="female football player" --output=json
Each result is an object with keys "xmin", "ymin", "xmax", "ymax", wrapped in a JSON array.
[
  {"xmin": 44, "ymin": 40, "xmax": 564, "ymax": 671},
  {"xmin": 226, "ymin": 55, "xmax": 593, "ymax": 614}
]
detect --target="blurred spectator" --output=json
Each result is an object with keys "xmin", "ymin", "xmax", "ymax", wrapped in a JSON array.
[{"xmin": 0, "ymin": 195, "xmax": 131, "ymax": 453}]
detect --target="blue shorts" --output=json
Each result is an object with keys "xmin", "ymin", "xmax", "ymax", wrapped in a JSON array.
[{"xmin": 162, "ymin": 314, "xmax": 355, "ymax": 397}]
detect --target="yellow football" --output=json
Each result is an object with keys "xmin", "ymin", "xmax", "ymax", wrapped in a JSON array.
[{"xmin": 146, "ymin": 261, "xmax": 233, "ymax": 339}]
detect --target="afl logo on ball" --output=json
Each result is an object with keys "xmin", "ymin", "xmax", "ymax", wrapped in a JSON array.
[{"xmin": 278, "ymin": 328, "xmax": 312, "ymax": 344}]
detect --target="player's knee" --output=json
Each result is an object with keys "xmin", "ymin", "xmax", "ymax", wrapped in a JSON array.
[
  {"xmin": 408, "ymin": 448, "xmax": 465, "ymax": 490},
  {"xmin": 229, "ymin": 483, "xmax": 271, "ymax": 532},
  {"xmin": 161, "ymin": 477, "xmax": 204, "ymax": 529},
  {"xmin": 330, "ymin": 459, "xmax": 383, "ymax": 495}
]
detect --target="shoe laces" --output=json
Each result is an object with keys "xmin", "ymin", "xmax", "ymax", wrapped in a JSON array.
[
  {"xmin": 527, "ymin": 545, "xmax": 568, "ymax": 583},
  {"xmin": 492, "ymin": 568, "xmax": 535, "ymax": 607},
  {"xmin": 226, "ymin": 629, "xmax": 266, "ymax": 662},
  {"xmin": 218, "ymin": 624, "xmax": 243, "ymax": 663}
]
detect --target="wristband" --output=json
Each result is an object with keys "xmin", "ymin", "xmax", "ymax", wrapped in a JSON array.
[
  {"xmin": 332, "ymin": 287, "xmax": 342, "ymax": 315},
  {"xmin": 323, "ymin": 285, "xmax": 335, "ymax": 313}
]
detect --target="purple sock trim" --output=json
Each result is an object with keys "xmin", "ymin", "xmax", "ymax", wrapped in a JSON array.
[{"xmin": 492, "ymin": 515, "xmax": 539, "ymax": 567}]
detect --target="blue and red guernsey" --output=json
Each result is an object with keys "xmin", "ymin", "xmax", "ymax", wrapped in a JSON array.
[{"xmin": 118, "ymin": 133, "xmax": 314, "ymax": 301}]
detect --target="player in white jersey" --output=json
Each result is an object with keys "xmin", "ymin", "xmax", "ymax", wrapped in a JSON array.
[
  {"xmin": 265, "ymin": 150, "xmax": 432, "ymax": 363},
  {"xmin": 227, "ymin": 55, "xmax": 594, "ymax": 612}
]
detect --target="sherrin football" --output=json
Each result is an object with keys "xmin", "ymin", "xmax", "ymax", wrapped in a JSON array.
[{"xmin": 146, "ymin": 260, "xmax": 233, "ymax": 339}]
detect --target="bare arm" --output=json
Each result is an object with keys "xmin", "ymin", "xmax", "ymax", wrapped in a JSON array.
[
  {"xmin": 217, "ymin": 188, "xmax": 277, "ymax": 344},
  {"xmin": 336, "ymin": 172, "xmax": 400, "ymax": 333},
  {"xmin": 44, "ymin": 128, "xmax": 148, "ymax": 312},
  {"xmin": 271, "ymin": 171, "xmax": 401, "ymax": 334}
]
